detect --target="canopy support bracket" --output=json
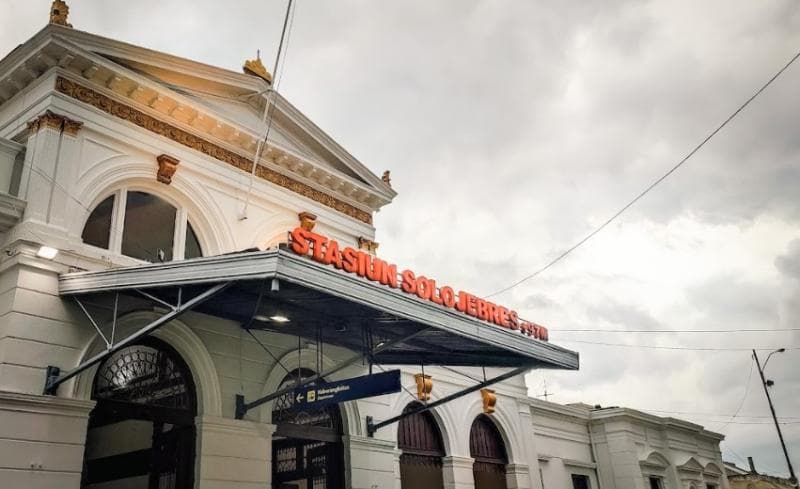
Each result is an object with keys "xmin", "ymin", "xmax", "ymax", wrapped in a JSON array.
[
  {"xmin": 366, "ymin": 364, "xmax": 532, "ymax": 437},
  {"xmin": 43, "ymin": 281, "xmax": 231, "ymax": 395},
  {"xmin": 235, "ymin": 326, "xmax": 432, "ymax": 419}
]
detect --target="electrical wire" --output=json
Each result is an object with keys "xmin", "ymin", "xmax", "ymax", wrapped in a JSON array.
[
  {"xmin": 557, "ymin": 338, "xmax": 800, "ymax": 352},
  {"xmin": 552, "ymin": 327, "xmax": 800, "ymax": 334},
  {"xmin": 485, "ymin": 47, "xmax": 800, "ymax": 299},
  {"xmin": 713, "ymin": 357, "xmax": 755, "ymax": 433},
  {"xmin": 241, "ymin": 0, "xmax": 295, "ymax": 218}
]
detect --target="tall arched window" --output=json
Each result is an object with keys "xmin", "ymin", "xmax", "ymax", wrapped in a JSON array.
[
  {"xmin": 470, "ymin": 415, "xmax": 508, "ymax": 489},
  {"xmin": 81, "ymin": 188, "xmax": 203, "ymax": 262},
  {"xmin": 398, "ymin": 403, "xmax": 445, "ymax": 489},
  {"xmin": 82, "ymin": 338, "xmax": 197, "ymax": 489},
  {"xmin": 272, "ymin": 369, "xmax": 344, "ymax": 489}
]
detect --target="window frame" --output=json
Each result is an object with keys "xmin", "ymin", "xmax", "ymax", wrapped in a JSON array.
[{"xmin": 82, "ymin": 187, "xmax": 203, "ymax": 262}]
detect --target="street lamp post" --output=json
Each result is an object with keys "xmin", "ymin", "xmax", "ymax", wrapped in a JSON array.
[{"xmin": 752, "ymin": 348, "xmax": 797, "ymax": 485}]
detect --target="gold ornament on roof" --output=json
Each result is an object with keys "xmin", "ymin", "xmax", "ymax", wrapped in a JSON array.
[
  {"xmin": 243, "ymin": 50, "xmax": 273, "ymax": 84},
  {"xmin": 49, "ymin": 0, "xmax": 72, "ymax": 27}
]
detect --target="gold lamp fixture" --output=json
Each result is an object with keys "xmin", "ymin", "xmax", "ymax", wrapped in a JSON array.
[
  {"xmin": 481, "ymin": 388, "xmax": 497, "ymax": 414},
  {"xmin": 414, "ymin": 373, "xmax": 433, "ymax": 401}
]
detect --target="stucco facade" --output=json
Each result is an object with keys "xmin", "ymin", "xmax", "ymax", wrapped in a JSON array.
[{"xmin": 0, "ymin": 12, "xmax": 731, "ymax": 489}]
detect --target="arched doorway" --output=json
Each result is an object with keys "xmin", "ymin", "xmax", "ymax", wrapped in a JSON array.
[
  {"xmin": 272, "ymin": 368, "xmax": 344, "ymax": 489},
  {"xmin": 469, "ymin": 415, "xmax": 508, "ymax": 489},
  {"xmin": 81, "ymin": 337, "xmax": 197, "ymax": 489},
  {"xmin": 398, "ymin": 403, "xmax": 445, "ymax": 489}
]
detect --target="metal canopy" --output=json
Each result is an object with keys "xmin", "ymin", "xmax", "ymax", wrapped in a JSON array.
[{"xmin": 58, "ymin": 247, "xmax": 579, "ymax": 371}]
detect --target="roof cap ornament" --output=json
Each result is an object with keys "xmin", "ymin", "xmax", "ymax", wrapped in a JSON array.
[
  {"xmin": 49, "ymin": 0, "xmax": 72, "ymax": 28},
  {"xmin": 243, "ymin": 50, "xmax": 273, "ymax": 84}
]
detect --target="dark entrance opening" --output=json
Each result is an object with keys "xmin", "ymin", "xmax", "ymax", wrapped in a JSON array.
[
  {"xmin": 272, "ymin": 368, "xmax": 344, "ymax": 489},
  {"xmin": 398, "ymin": 402, "xmax": 445, "ymax": 489},
  {"xmin": 470, "ymin": 415, "xmax": 508, "ymax": 489},
  {"xmin": 81, "ymin": 337, "xmax": 197, "ymax": 489}
]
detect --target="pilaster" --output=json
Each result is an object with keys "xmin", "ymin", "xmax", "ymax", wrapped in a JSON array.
[
  {"xmin": 506, "ymin": 464, "xmax": 532, "ymax": 489},
  {"xmin": 19, "ymin": 111, "xmax": 83, "ymax": 228},
  {"xmin": 0, "ymin": 390, "xmax": 95, "ymax": 489},
  {"xmin": 195, "ymin": 415, "xmax": 276, "ymax": 489},
  {"xmin": 442, "ymin": 455, "xmax": 476, "ymax": 489},
  {"xmin": 346, "ymin": 435, "xmax": 400, "ymax": 489}
]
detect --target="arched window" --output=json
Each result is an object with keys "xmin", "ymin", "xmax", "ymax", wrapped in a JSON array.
[
  {"xmin": 81, "ymin": 188, "xmax": 203, "ymax": 262},
  {"xmin": 82, "ymin": 338, "xmax": 197, "ymax": 489},
  {"xmin": 398, "ymin": 402, "xmax": 445, "ymax": 489},
  {"xmin": 470, "ymin": 415, "xmax": 508, "ymax": 489},
  {"xmin": 272, "ymin": 369, "xmax": 344, "ymax": 489}
]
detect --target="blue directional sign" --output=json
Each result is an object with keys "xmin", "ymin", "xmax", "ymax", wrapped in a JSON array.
[{"xmin": 291, "ymin": 369, "xmax": 402, "ymax": 409}]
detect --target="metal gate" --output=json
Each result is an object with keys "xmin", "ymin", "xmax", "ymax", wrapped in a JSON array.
[
  {"xmin": 272, "ymin": 369, "xmax": 344, "ymax": 489},
  {"xmin": 398, "ymin": 402, "xmax": 445, "ymax": 489},
  {"xmin": 81, "ymin": 338, "xmax": 197, "ymax": 489},
  {"xmin": 470, "ymin": 415, "xmax": 508, "ymax": 489}
]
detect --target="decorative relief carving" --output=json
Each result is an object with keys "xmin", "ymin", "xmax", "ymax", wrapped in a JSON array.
[
  {"xmin": 156, "ymin": 154, "xmax": 180, "ymax": 184},
  {"xmin": 55, "ymin": 76, "xmax": 373, "ymax": 224},
  {"xmin": 243, "ymin": 51, "xmax": 273, "ymax": 84},
  {"xmin": 27, "ymin": 110, "xmax": 83, "ymax": 135},
  {"xmin": 358, "ymin": 236, "xmax": 379, "ymax": 254},
  {"xmin": 298, "ymin": 212, "xmax": 317, "ymax": 231},
  {"xmin": 49, "ymin": 0, "xmax": 72, "ymax": 28}
]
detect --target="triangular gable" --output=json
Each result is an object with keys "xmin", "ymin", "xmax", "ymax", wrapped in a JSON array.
[
  {"xmin": 677, "ymin": 457, "xmax": 704, "ymax": 474},
  {"xmin": 0, "ymin": 24, "xmax": 395, "ymax": 223},
  {"xmin": 67, "ymin": 29, "xmax": 392, "ymax": 194}
]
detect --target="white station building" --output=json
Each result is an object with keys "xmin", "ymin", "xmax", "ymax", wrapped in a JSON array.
[{"xmin": 0, "ymin": 4, "xmax": 732, "ymax": 489}]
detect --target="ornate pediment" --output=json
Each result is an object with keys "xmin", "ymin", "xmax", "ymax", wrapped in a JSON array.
[
  {"xmin": 677, "ymin": 456, "xmax": 704, "ymax": 474},
  {"xmin": 640, "ymin": 451, "xmax": 671, "ymax": 470},
  {"xmin": 0, "ymin": 25, "xmax": 396, "ymax": 224}
]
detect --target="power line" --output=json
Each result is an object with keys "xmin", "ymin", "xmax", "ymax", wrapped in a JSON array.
[
  {"xmin": 558, "ymin": 338, "xmax": 800, "ymax": 352},
  {"xmin": 637, "ymin": 408, "xmax": 800, "ymax": 421},
  {"xmin": 241, "ymin": 0, "xmax": 296, "ymax": 218},
  {"xmin": 485, "ymin": 47, "xmax": 800, "ymax": 299},
  {"xmin": 714, "ymin": 357, "xmax": 755, "ymax": 433},
  {"xmin": 552, "ymin": 327, "xmax": 800, "ymax": 334}
]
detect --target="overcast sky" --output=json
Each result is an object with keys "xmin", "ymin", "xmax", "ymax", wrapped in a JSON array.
[{"xmin": 4, "ymin": 0, "xmax": 800, "ymax": 477}]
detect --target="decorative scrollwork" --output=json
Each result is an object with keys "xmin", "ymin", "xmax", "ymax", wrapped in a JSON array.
[
  {"xmin": 54, "ymin": 76, "xmax": 373, "ymax": 224},
  {"xmin": 93, "ymin": 341, "xmax": 195, "ymax": 412}
]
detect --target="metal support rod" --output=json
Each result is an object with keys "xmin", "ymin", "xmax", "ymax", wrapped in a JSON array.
[
  {"xmin": 74, "ymin": 297, "xmax": 110, "ymax": 348},
  {"xmin": 110, "ymin": 293, "xmax": 119, "ymax": 346},
  {"xmin": 135, "ymin": 288, "xmax": 177, "ymax": 311},
  {"xmin": 44, "ymin": 282, "xmax": 231, "ymax": 395},
  {"xmin": 366, "ymin": 364, "xmax": 532, "ymax": 436},
  {"xmin": 753, "ymin": 349, "xmax": 797, "ymax": 484},
  {"xmin": 235, "ymin": 327, "xmax": 432, "ymax": 419}
]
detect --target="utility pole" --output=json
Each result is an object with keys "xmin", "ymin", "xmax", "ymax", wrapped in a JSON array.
[{"xmin": 753, "ymin": 349, "xmax": 797, "ymax": 485}]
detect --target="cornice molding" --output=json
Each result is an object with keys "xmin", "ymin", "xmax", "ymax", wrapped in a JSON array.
[{"xmin": 55, "ymin": 76, "xmax": 373, "ymax": 224}]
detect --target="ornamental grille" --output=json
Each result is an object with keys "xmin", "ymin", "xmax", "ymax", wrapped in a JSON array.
[
  {"xmin": 272, "ymin": 368, "xmax": 340, "ymax": 430},
  {"xmin": 92, "ymin": 340, "xmax": 195, "ymax": 412}
]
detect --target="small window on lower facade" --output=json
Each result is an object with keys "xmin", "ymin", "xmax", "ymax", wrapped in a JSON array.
[
  {"xmin": 571, "ymin": 474, "xmax": 590, "ymax": 489},
  {"xmin": 649, "ymin": 476, "xmax": 663, "ymax": 489}
]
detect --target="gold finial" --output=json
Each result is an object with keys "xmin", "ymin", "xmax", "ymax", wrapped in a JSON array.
[
  {"xmin": 49, "ymin": 0, "xmax": 72, "ymax": 28},
  {"xmin": 243, "ymin": 50, "xmax": 273, "ymax": 84}
]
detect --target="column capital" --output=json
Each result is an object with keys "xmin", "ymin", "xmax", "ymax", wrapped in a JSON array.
[
  {"xmin": 27, "ymin": 110, "xmax": 83, "ymax": 136},
  {"xmin": 442, "ymin": 455, "xmax": 476, "ymax": 469}
]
